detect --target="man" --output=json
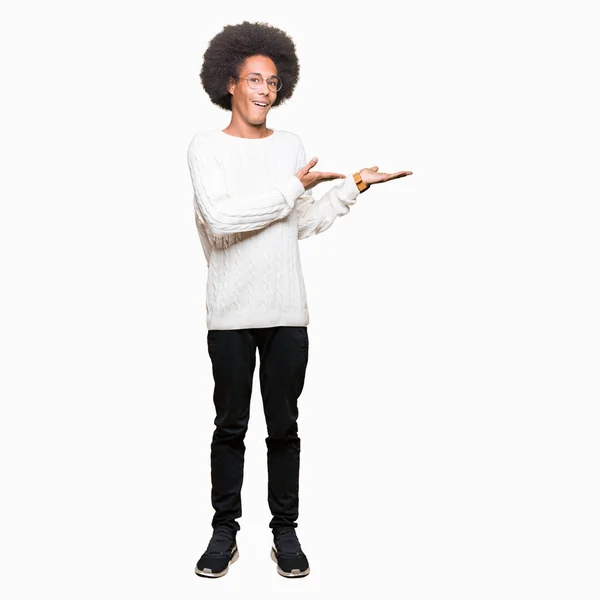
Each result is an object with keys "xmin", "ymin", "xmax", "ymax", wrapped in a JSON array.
[{"xmin": 187, "ymin": 21, "xmax": 412, "ymax": 579}]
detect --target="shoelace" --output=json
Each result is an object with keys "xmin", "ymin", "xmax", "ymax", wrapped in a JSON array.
[
  {"xmin": 274, "ymin": 528, "xmax": 302, "ymax": 556},
  {"xmin": 205, "ymin": 528, "xmax": 235, "ymax": 556}
]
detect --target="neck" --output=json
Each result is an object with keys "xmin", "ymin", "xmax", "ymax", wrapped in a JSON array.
[{"xmin": 223, "ymin": 115, "xmax": 272, "ymax": 139}]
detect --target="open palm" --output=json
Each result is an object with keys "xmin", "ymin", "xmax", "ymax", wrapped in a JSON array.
[
  {"xmin": 296, "ymin": 157, "xmax": 345, "ymax": 191},
  {"xmin": 360, "ymin": 166, "xmax": 413, "ymax": 186}
]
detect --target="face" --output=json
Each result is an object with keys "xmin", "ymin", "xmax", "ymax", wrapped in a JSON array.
[{"xmin": 227, "ymin": 55, "xmax": 279, "ymax": 125}]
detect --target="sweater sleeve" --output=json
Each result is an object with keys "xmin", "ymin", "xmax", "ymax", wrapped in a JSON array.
[
  {"xmin": 295, "ymin": 142, "xmax": 361, "ymax": 240},
  {"xmin": 187, "ymin": 134, "xmax": 305, "ymax": 238}
]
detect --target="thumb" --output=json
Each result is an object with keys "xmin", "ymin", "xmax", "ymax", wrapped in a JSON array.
[
  {"xmin": 370, "ymin": 166, "xmax": 379, "ymax": 171},
  {"xmin": 305, "ymin": 157, "xmax": 318, "ymax": 170}
]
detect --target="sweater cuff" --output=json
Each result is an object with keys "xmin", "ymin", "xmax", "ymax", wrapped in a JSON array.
[
  {"xmin": 276, "ymin": 175, "xmax": 305, "ymax": 208},
  {"xmin": 336, "ymin": 174, "xmax": 361, "ymax": 207}
]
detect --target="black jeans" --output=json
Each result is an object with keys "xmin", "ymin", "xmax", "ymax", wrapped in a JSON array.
[{"xmin": 206, "ymin": 326, "xmax": 309, "ymax": 532}]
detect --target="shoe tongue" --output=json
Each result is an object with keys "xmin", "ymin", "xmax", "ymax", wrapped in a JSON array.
[
  {"xmin": 275, "ymin": 530, "xmax": 299, "ymax": 555},
  {"xmin": 206, "ymin": 529, "xmax": 233, "ymax": 555}
]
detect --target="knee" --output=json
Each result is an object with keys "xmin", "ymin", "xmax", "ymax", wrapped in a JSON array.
[
  {"xmin": 213, "ymin": 424, "xmax": 248, "ymax": 444},
  {"xmin": 265, "ymin": 422, "xmax": 299, "ymax": 443},
  {"xmin": 213, "ymin": 411, "xmax": 249, "ymax": 442}
]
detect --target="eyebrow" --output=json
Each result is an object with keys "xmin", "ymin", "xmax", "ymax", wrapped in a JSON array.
[{"xmin": 244, "ymin": 71, "xmax": 279, "ymax": 78}]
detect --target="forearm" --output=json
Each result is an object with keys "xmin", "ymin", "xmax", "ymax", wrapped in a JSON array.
[
  {"xmin": 192, "ymin": 177, "xmax": 303, "ymax": 237},
  {"xmin": 187, "ymin": 140, "xmax": 304, "ymax": 237},
  {"xmin": 297, "ymin": 175, "xmax": 360, "ymax": 239}
]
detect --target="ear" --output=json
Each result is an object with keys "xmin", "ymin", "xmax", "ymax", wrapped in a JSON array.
[{"xmin": 226, "ymin": 76, "xmax": 236, "ymax": 95}]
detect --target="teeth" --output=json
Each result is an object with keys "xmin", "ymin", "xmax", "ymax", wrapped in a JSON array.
[{"xmin": 253, "ymin": 102, "xmax": 267, "ymax": 107}]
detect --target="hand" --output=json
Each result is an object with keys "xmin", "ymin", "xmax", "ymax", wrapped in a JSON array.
[
  {"xmin": 295, "ymin": 157, "xmax": 345, "ymax": 191},
  {"xmin": 359, "ymin": 166, "xmax": 413, "ymax": 187}
]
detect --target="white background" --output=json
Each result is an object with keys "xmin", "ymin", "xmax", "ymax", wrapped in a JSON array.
[{"xmin": 1, "ymin": 0, "xmax": 599, "ymax": 598}]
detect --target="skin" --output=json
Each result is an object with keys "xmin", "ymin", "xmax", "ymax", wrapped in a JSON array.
[{"xmin": 224, "ymin": 54, "xmax": 412, "ymax": 192}]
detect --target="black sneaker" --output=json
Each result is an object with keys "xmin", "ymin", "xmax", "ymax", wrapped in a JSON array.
[
  {"xmin": 270, "ymin": 527, "xmax": 310, "ymax": 578},
  {"xmin": 195, "ymin": 527, "xmax": 239, "ymax": 578}
]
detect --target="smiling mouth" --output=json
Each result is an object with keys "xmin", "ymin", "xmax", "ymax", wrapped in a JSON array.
[{"xmin": 252, "ymin": 101, "xmax": 269, "ymax": 108}]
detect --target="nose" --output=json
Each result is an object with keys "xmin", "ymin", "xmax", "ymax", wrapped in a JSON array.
[{"xmin": 258, "ymin": 80, "xmax": 271, "ymax": 94}]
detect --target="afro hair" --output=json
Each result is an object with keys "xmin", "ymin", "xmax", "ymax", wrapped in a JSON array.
[{"xmin": 200, "ymin": 21, "xmax": 300, "ymax": 111}]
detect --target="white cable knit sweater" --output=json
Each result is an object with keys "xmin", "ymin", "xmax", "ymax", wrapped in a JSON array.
[{"xmin": 187, "ymin": 128, "xmax": 361, "ymax": 330}]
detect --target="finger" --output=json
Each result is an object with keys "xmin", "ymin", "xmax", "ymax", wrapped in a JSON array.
[
  {"xmin": 318, "ymin": 172, "xmax": 346, "ymax": 181},
  {"xmin": 310, "ymin": 171, "xmax": 345, "ymax": 178},
  {"xmin": 303, "ymin": 157, "xmax": 318, "ymax": 172},
  {"xmin": 387, "ymin": 171, "xmax": 413, "ymax": 179},
  {"xmin": 370, "ymin": 166, "xmax": 379, "ymax": 171}
]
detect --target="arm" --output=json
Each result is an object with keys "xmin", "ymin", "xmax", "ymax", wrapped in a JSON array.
[
  {"xmin": 187, "ymin": 135, "xmax": 305, "ymax": 238},
  {"xmin": 297, "ymin": 150, "xmax": 414, "ymax": 239},
  {"xmin": 295, "ymin": 144, "xmax": 361, "ymax": 240}
]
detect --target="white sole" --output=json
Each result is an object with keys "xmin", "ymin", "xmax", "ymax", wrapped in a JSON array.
[
  {"xmin": 195, "ymin": 547, "xmax": 239, "ymax": 578},
  {"xmin": 270, "ymin": 547, "xmax": 310, "ymax": 578}
]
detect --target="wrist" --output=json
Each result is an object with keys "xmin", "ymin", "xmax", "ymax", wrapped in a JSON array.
[{"xmin": 353, "ymin": 172, "xmax": 369, "ymax": 193}]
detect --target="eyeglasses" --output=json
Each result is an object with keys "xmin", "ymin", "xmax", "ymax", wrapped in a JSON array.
[{"xmin": 235, "ymin": 72, "xmax": 283, "ymax": 92}]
